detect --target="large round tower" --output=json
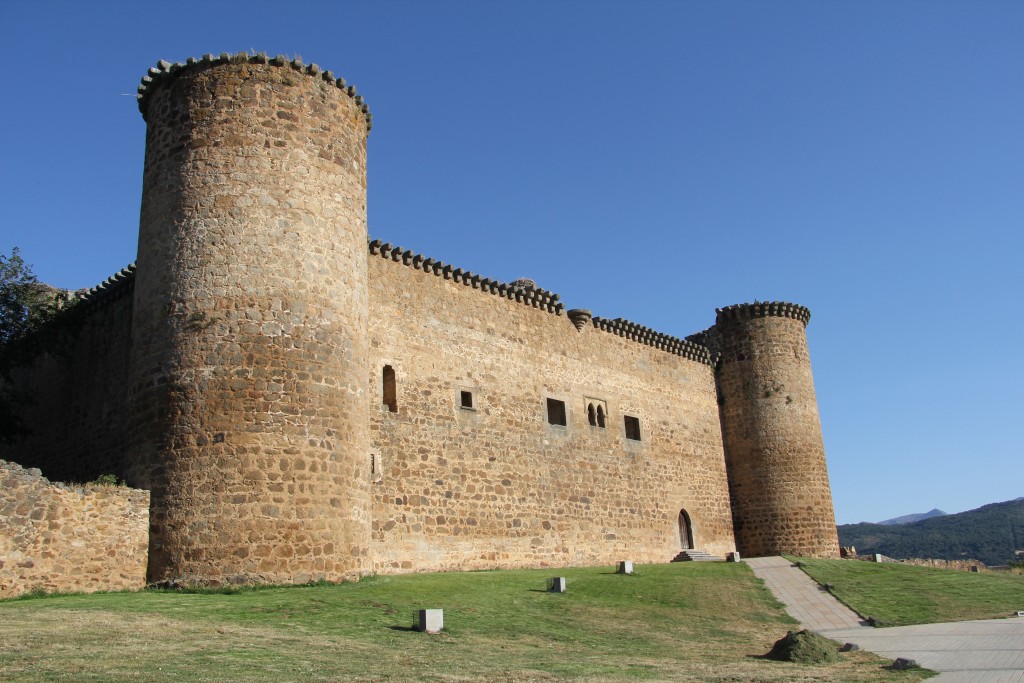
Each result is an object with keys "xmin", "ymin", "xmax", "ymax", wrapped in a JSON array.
[
  {"xmin": 127, "ymin": 53, "xmax": 372, "ymax": 584},
  {"xmin": 710, "ymin": 302, "xmax": 839, "ymax": 558}
]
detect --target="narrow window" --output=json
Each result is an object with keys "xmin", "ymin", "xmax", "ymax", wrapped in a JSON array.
[
  {"xmin": 370, "ymin": 452, "xmax": 382, "ymax": 483},
  {"xmin": 587, "ymin": 403, "xmax": 596, "ymax": 426},
  {"xmin": 460, "ymin": 390, "xmax": 474, "ymax": 409},
  {"xmin": 596, "ymin": 404, "xmax": 606, "ymax": 428},
  {"xmin": 624, "ymin": 415, "xmax": 641, "ymax": 441},
  {"xmin": 546, "ymin": 398, "xmax": 567, "ymax": 426},
  {"xmin": 382, "ymin": 365, "xmax": 397, "ymax": 413}
]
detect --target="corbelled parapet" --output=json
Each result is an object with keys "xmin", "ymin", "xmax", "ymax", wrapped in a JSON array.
[
  {"xmin": 592, "ymin": 316, "xmax": 712, "ymax": 365},
  {"xmin": 712, "ymin": 301, "xmax": 839, "ymax": 559},
  {"xmin": 566, "ymin": 308, "xmax": 591, "ymax": 331},
  {"xmin": 136, "ymin": 52, "xmax": 372, "ymax": 131},
  {"xmin": 72, "ymin": 264, "xmax": 136, "ymax": 312},
  {"xmin": 127, "ymin": 53, "xmax": 372, "ymax": 586},
  {"xmin": 715, "ymin": 301, "xmax": 810, "ymax": 327},
  {"xmin": 368, "ymin": 239, "xmax": 565, "ymax": 314}
]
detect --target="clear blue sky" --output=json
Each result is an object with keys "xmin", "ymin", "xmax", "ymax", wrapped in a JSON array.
[{"xmin": 2, "ymin": 0, "xmax": 1021, "ymax": 525}]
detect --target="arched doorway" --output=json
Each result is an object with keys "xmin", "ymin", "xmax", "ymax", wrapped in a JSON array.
[{"xmin": 678, "ymin": 509, "xmax": 694, "ymax": 549}]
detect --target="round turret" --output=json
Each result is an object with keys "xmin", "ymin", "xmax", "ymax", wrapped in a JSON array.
[
  {"xmin": 126, "ymin": 53, "xmax": 372, "ymax": 584},
  {"xmin": 711, "ymin": 302, "xmax": 839, "ymax": 558}
]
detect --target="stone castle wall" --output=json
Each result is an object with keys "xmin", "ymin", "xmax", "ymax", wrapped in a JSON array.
[
  {"xmin": 0, "ymin": 460, "xmax": 149, "ymax": 598},
  {"xmin": 6, "ymin": 270, "xmax": 135, "ymax": 482},
  {"xmin": 366, "ymin": 245, "xmax": 737, "ymax": 572},
  {"xmin": 0, "ymin": 53, "xmax": 839, "ymax": 587}
]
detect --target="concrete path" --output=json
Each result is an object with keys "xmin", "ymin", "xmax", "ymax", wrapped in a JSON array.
[
  {"xmin": 745, "ymin": 556, "xmax": 1024, "ymax": 682},
  {"xmin": 744, "ymin": 556, "xmax": 865, "ymax": 630},
  {"xmin": 824, "ymin": 620, "xmax": 1024, "ymax": 682}
]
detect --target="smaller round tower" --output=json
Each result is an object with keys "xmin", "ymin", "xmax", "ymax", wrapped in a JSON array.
[{"xmin": 710, "ymin": 302, "xmax": 839, "ymax": 558}]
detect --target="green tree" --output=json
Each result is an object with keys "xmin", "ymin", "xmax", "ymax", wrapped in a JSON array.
[
  {"xmin": 0, "ymin": 248, "xmax": 65, "ymax": 443},
  {"xmin": 0, "ymin": 247, "xmax": 57, "ymax": 346}
]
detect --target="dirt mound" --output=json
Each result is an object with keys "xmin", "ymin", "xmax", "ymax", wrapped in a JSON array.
[{"xmin": 765, "ymin": 629, "xmax": 841, "ymax": 664}]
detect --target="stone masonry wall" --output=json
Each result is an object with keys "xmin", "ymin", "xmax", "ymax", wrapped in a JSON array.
[
  {"xmin": 0, "ymin": 460, "xmax": 149, "ymax": 598},
  {"xmin": 2, "ymin": 54, "xmax": 841, "ymax": 580},
  {"xmin": 128, "ymin": 55, "xmax": 372, "ymax": 585},
  {"xmin": 895, "ymin": 558, "xmax": 991, "ymax": 572},
  {"xmin": 710, "ymin": 305, "xmax": 840, "ymax": 558},
  {"xmin": 6, "ymin": 274, "xmax": 134, "ymax": 483},
  {"xmin": 366, "ymin": 249, "xmax": 737, "ymax": 573}
]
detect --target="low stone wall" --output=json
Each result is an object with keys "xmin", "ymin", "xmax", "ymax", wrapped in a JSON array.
[
  {"xmin": 897, "ymin": 557, "xmax": 989, "ymax": 572},
  {"xmin": 0, "ymin": 460, "xmax": 149, "ymax": 598}
]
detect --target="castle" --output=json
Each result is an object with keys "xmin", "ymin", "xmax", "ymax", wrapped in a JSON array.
[{"xmin": 4, "ymin": 53, "xmax": 840, "ymax": 586}]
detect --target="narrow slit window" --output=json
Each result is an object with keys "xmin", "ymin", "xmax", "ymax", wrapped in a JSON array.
[
  {"xmin": 587, "ymin": 403, "xmax": 596, "ymax": 426},
  {"xmin": 370, "ymin": 452, "xmax": 382, "ymax": 483},
  {"xmin": 460, "ymin": 390, "xmax": 474, "ymax": 409},
  {"xmin": 547, "ymin": 398, "xmax": 567, "ymax": 426},
  {"xmin": 382, "ymin": 365, "xmax": 397, "ymax": 413},
  {"xmin": 596, "ymin": 404, "xmax": 606, "ymax": 428},
  {"xmin": 624, "ymin": 415, "xmax": 641, "ymax": 441}
]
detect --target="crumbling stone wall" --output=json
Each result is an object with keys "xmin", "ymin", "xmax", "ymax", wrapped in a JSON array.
[
  {"xmin": 0, "ymin": 460, "xmax": 149, "ymax": 598},
  {"xmin": 366, "ymin": 245, "xmax": 737, "ymax": 572}
]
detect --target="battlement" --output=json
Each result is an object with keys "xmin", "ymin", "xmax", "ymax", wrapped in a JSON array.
[
  {"xmin": 69, "ymin": 248, "xmax": 722, "ymax": 366},
  {"xmin": 369, "ymin": 239, "xmax": 565, "ymax": 315},
  {"xmin": 715, "ymin": 301, "xmax": 811, "ymax": 327},
  {"xmin": 71, "ymin": 264, "xmax": 135, "ymax": 313},
  {"xmin": 592, "ymin": 316, "xmax": 712, "ymax": 365},
  {"xmin": 1, "ymin": 53, "xmax": 841, "ymax": 586},
  {"xmin": 136, "ymin": 52, "xmax": 373, "ymax": 131}
]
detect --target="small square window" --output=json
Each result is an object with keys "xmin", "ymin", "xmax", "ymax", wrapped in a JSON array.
[
  {"xmin": 624, "ymin": 415, "xmax": 641, "ymax": 441},
  {"xmin": 460, "ymin": 390, "xmax": 474, "ymax": 409},
  {"xmin": 546, "ymin": 398, "xmax": 567, "ymax": 426}
]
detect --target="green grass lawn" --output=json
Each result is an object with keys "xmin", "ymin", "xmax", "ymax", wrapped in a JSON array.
[
  {"xmin": 792, "ymin": 557, "xmax": 1024, "ymax": 627},
  {"xmin": 0, "ymin": 562, "xmax": 926, "ymax": 682}
]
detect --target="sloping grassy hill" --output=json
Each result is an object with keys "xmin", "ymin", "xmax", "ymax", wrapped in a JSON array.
[
  {"xmin": 0, "ymin": 563, "xmax": 925, "ymax": 682},
  {"xmin": 794, "ymin": 556, "xmax": 1024, "ymax": 626},
  {"xmin": 839, "ymin": 498, "xmax": 1024, "ymax": 565}
]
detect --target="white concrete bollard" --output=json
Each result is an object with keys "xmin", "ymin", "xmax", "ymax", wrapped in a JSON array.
[{"xmin": 416, "ymin": 609, "xmax": 444, "ymax": 633}]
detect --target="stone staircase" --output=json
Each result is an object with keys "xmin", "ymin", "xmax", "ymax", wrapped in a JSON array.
[{"xmin": 671, "ymin": 549, "xmax": 725, "ymax": 562}]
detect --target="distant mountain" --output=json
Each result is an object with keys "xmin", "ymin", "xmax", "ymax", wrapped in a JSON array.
[
  {"xmin": 838, "ymin": 498, "xmax": 1024, "ymax": 566},
  {"xmin": 877, "ymin": 508, "xmax": 946, "ymax": 525}
]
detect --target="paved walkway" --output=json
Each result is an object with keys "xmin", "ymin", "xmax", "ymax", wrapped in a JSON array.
[
  {"xmin": 745, "ymin": 556, "xmax": 1024, "ymax": 682},
  {"xmin": 745, "ymin": 556, "xmax": 865, "ymax": 630}
]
